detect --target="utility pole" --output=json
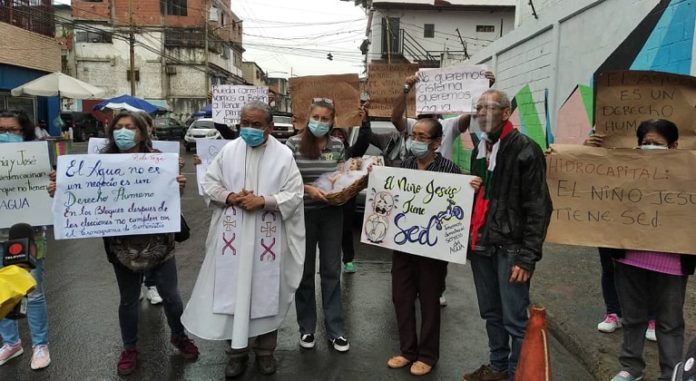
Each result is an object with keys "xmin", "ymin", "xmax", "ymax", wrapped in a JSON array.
[
  {"xmin": 129, "ymin": 0, "xmax": 135, "ymax": 95},
  {"xmin": 455, "ymin": 28, "xmax": 469, "ymax": 59},
  {"xmin": 204, "ymin": 0, "xmax": 210, "ymax": 92}
]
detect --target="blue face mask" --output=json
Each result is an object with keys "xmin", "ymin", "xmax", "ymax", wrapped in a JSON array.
[
  {"xmin": 113, "ymin": 128, "xmax": 137, "ymax": 151},
  {"xmin": 240, "ymin": 127, "xmax": 266, "ymax": 147},
  {"xmin": 307, "ymin": 119, "xmax": 330, "ymax": 137},
  {"xmin": 0, "ymin": 133, "xmax": 24, "ymax": 143},
  {"xmin": 410, "ymin": 141, "xmax": 430, "ymax": 158}
]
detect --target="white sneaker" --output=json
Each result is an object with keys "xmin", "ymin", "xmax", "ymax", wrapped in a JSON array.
[
  {"xmin": 30, "ymin": 345, "xmax": 50, "ymax": 370},
  {"xmin": 598, "ymin": 313, "xmax": 622, "ymax": 333},
  {"xmin": 645, "ymin": 320, "xmax": 656, "ymax": 342},
  {"xmin": 146, "ymin": 286, "xmax": 163, "ymax": 305}
]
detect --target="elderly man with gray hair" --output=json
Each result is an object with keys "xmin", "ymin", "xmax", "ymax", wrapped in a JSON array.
[
  {"xmin": 182, "ymin": 101, "xmax": 306, "ymax": 378},
  {"xmin": 462, "ymin": 89, "xmax": 552, "ymax": 381}
]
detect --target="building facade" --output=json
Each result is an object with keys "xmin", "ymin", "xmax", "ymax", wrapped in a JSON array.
[
  {"xmin": 0, "ymin": 1, "xmax": 61, "ymax": 131},
  {"xmin": 353, "ymin": 0, "xmax": 515, "ymax": 68},
  {"xmin": 66, "ymin": 0, "xmax": 245, "ymax": 119}
]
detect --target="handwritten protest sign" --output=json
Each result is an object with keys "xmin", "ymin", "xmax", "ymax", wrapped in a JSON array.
[
  {"xmin": 367, "ymin": 63, "xmax": 419, "ymax": 118},
  {"xmin": 0, "ymin": 142, "xmax": 52, "ymax": 228},
  {"xmin": 88, "ymin": 138, "xmax": 180, "ymax": 154},
  {"xmin": 52, "ymin": 153, "xmax": 181, "ymax": 239},
  {"xmin": 288, "ymin": 74, "xmax": 361, "ymax": 129},
  {"xmin": 546, "ymin": 144, "xmax": 696, "ymax": 254},
  {"xmin": 195, "ymin": 139, "xmax": 231, "ymax": 195},
  {"xmin": 360, "ymin": 166, "xmax": 475, "ymax": 264},
  {"xmin": 212, "ymin": 85, "xmax": 269, "ymax": 126},
  {"xmin": 415, "ymin": 64, "xmax": 489, "ymax": 115},
  {"xmin": 595, "ymin": 71, "xmax": 696, "ymax": 149}
]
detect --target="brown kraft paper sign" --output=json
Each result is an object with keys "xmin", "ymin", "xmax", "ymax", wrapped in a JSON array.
[
  {"xmin": 595, "ymin": 70, "xmax": 696, "ymax": 149},
  {"xmin": 289, "ymin": 74, "xmax": 361, "ymax": 130},
  {"xmin": 367, "ymin": 63, "xmax": 419, "ymax": 118},
  {"xmin": 546, "ymin": 144, "xmax": 696, "ymax": 255}
]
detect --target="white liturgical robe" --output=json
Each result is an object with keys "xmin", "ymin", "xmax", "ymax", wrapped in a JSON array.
[{"xmin": 181, "ymin": 135, "xmax": 305, "ymax": 348}]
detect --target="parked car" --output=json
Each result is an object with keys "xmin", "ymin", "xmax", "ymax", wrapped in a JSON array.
[
  {"xmin": 60, "ymin": 112, "xmax": 104, "ymax": 142},
  {"xmin": 184, "ymin": 118, "xmax": 223, "ymax": 152},
  {"xmin": 271, "ymin": 112, "xmax": 294, "ymax": 143},
  {"xmin": 347, "ymin": 119, "xmax": 400, "ymax": 214},
  {"xmin": 154, "ymin": 117, "xmax": 185, "ymax": 140}
]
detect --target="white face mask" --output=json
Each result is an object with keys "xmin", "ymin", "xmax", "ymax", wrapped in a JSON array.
[{"xmin": 639, "ymin": 144, "xmax": 668, "ymax": 150}]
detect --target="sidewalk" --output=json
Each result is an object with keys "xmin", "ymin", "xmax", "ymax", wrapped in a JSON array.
[{"xmin": 533, "ymin": 243, "xmax": 696, "ymax": 381}]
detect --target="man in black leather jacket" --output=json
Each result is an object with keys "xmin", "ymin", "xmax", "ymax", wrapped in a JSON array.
[{"xmin": 462, "ymin": 89, "xmax": 552, "ymax": 381}]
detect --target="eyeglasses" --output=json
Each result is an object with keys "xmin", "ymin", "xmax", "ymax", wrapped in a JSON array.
[
  {"xmin": 475, "ymin": 103, "xmax": 504, "ymax": 112},
  {"xmin": 312, "ymin": 97, "xmax": 334, "ymax": 105},
  {"xmin": 409, "ymin": 134, "xmax": 432, "ymax": 142}
]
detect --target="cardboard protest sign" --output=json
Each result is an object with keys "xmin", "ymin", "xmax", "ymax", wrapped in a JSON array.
[
  {"xmin": 595, "ymin": 71, "xmax": 696, "ymax": 149},
  {"xmin": 52, "ymin": 153, "xmax": 181, "ymax": 239},
  {"xmin": 212, "ymin": 85, "xmax": 269, "ymax": 126},
  {"xmin": 88, "ymin": 138, "xmax": 180, "ymax": 154},
  {"xmin": 360, "ymin": 166, "xmax": 475, "ymax": 264},
  {"xmin": 195, "ymin": 139, "xmax": 231, "ymax": 196},
  {"xmin": 546, "ymin": 144, "xmax": 696, "ymax": 255},
  {"xmin": 288, "ymin": 74, "xmax": 361, "ymax": 129},
  {"xmin": 367, "ymin": 63, "xmax": 419, "ymax": 118},
  {"xmin": 0, "ymin": 142, "xmax": 53, "ymax": 228},
  {"xmin": 415, "ymin": 64, "xmax": 489, "ymax": 115}
]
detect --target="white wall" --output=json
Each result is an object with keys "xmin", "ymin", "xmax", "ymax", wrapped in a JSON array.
[
  {"xmin": 472, "ymin": 0, "xmax": 663, "ymax": 130},
  {"xmin": 369, "ymin": 8, "xmax": 515, "ymax": 64},
  {"xmin": 75, "ymin": 30, "xmax": 165, "ymax": 100}
]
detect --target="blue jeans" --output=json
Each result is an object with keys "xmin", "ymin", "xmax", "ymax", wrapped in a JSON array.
[
  {"xmin": 470, "ymin": 249, "xmax": 531, "ymax": 378},
  {"xmin": 295, "ymin": 206, "xmax": 345, "ymax": 340},
  {"xmin": 0, "ymin": 259, "xmax": 49, "ymax": 346},
  {"xmin": 112, "ymin": 257, "xmax": 185, "ymax": 349}
]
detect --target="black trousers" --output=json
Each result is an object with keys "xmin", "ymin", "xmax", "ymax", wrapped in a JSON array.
[{"xmin": 391, "ymin": 252, "xmax": 447, "ymax": 366}]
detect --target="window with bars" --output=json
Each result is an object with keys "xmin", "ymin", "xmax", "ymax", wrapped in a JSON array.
[
  {"xmin": 75, "ymin": 31, "xmax": 112, "ymax": 43},
  {"xmin": 476, "ymin": 25, "xmax": 495, "ymax": 33},
  {"xmin": 160, "ymin": 0, "xmax": 187, "ymax": 16},
  {"xmin": 424, "ymin": 24, "xmax": 434, "ymax": 38}
]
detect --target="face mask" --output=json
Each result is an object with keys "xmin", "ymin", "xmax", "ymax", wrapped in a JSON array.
[
  {"xmin": 307, "ymin": 119, "xmax": 330, "ymax": 137},
  {"xmin": 240, "ymin": 127, "xmax": 266, "ymax": 147},
  {"xmin": 114, "ymin": 128, "xmax": 137, "ymax": 151},
  {"xmin": 410, "ymin": 141, "xmax": 430, "ymax": 158},
  {"xmin": 639, "ymin": 144, "xmax": 668, "ymax": 150},
  {"xmin": 0, "ymin": 133, "xmax": 23, "ymax": 143}
]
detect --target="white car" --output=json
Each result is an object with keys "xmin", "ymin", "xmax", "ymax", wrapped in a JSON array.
[{"xmin": 184, "ymin": 118, "xmax": 223, "ymax": 152}]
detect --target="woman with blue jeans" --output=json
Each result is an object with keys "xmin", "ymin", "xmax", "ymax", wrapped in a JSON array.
[
  {"xmin": 0, "ymin": 110, "xmax": 51, "ymax": 370},
  {"xmin": 287, "ymin": 99, "xmax": 359, "ymax": 353}
]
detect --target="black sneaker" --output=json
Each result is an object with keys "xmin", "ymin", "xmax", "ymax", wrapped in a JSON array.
[
  {"xmin": 330, "ymin": 336, "xmax": 350, "ymax": 352},
  {"xmin": 299, "ymin": 334, "xmax": 315, "ymax": 349}
]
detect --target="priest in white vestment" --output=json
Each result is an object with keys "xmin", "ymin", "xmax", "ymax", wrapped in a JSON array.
[{"xmin": 182, "ymin": 101, "xmax": 305, "ymax": 378}]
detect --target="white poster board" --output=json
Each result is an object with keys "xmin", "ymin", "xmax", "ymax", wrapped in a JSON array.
[
  {"xmin": 0, "ymin": 142, "xmax": 53, "ymax": 228},
  {"xmin": 415, "ymin": 64, "xmax": 489, "ymax": 115},
  {"xmin": 88, "ymin": 138, "xmax": 179, "ymax": 154},
  {"xmin": 360, "ymin": 166, "xmax": 475, "ymax": 264},
  {"xmin": 52, "ymin": 153, "xmax": 181, "ymax": 239},
  {"xmin": 195, "ymin": 139, "xmax": 231, "ymax": 196},
  {"xmin": 212, "ymin": 85, "xmax": 269, "ymax": 126}
]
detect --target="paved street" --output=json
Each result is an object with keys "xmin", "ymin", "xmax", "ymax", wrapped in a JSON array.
[{"xmin": 0, "ymin": 142, "xmax": 592, "ymax": 380}]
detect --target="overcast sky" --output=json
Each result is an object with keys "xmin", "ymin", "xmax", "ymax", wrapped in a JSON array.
[{"xmin": 56, "ymin": 0, "xmax": 368, "ymax": 78}]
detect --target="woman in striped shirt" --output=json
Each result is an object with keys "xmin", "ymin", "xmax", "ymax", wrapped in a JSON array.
[
  {"xmin": 286, "ymin": 99, "xmax": 350, "ymax": 353},
  {"xmin": 610, "ymin": 119, "xmax": 695, "ymax": 381}
]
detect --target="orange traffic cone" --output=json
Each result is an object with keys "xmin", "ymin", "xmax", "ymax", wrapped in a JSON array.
[{"xmin": 515, "ymin": 306, "xmax": 552, "ymax": 381}]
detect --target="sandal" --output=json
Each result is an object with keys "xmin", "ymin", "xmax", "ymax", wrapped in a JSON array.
[
  {"xmin": 387, "ymin": 355, "xmax": 411, "ymax": 369},
  {"xmin": 410, "ymin": 361, "xmax": 433, "ymax": 376}
]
